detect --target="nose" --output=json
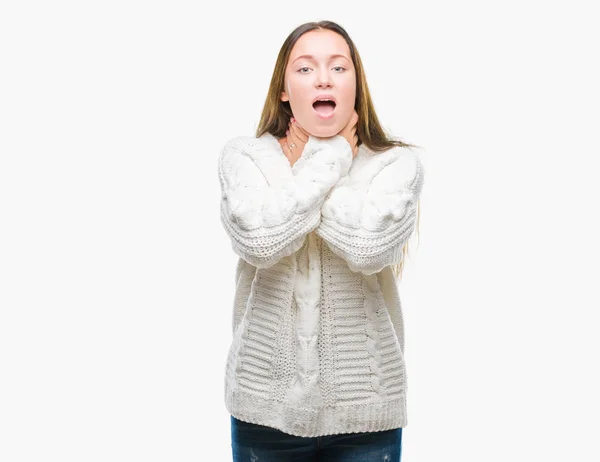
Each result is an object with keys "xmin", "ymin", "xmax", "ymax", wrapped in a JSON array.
[{"xmin": 315, "ymin": 69, "xmax": 332, "ymax": 88}]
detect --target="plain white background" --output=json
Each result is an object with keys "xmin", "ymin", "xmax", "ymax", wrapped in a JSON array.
[{"xmin": 1, "ymin": 1, "xmax": 599, "ymax": 460}]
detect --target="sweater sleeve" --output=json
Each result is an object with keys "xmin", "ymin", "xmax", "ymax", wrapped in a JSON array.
[
  {"xmin": 315, "ymin": 148, "xmax": 425, "ymax": 275},
  {"xmin": 218, "ymin": 134, "xmax": 353, "ymax": 268}
]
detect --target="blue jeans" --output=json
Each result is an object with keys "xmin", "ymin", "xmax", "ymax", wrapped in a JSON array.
[{"xmin": 231, "ymin": 416, "xmax": 402, "ymax": 461}]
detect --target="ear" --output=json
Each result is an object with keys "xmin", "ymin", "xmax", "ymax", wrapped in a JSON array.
[{"xmin": 280, "ymin": 90, "xmax": 289, "ymax": 102}]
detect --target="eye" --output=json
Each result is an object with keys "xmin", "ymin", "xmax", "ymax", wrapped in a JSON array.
[{"xmin": 298, "ymin": 66, "xmax": 346, "ymax": 74}]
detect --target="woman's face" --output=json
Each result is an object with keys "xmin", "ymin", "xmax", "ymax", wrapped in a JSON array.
[{"xmin": 281, "ymin": 29, "xmax": 356, "ymax": 138}]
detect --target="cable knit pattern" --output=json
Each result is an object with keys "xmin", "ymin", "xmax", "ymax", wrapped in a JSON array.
[
  {"xmin": 315, "ymin": 146, "xmax": 425, "ymax": 275},
  {"xmin": 220, "ymin": 132, "xmax": 424, "ymax": 437},
  {"xmin": 218, "ymin": 133, "xmax": 353, "ymax": 268}
]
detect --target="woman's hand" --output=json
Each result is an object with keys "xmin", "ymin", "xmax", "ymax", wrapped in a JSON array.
[
  {"xmin": 338, "ymin": 109, "xmax": 359, "ymax": 158},
  {"xmin": 282, "ymin": 111, "xmax": 359, "ymax": 166},
  {"xmin": 283, "ymin": 116, "xmax": 309, "ymax": 166}
]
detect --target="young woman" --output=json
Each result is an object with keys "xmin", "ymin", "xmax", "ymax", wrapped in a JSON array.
[{"xmin": 218, "ymin": 20, "xmax": 425, "ymax": 461}]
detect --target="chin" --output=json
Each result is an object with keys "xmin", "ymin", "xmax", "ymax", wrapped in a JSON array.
[{"xmin": 307, "ymin": 125, "xmax": 340, "ymax": 139}]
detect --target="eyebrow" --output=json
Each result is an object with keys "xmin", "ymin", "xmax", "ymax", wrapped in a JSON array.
[{"xmin": 292, "ymin": 54, "xmax": 350, "ymax": 64}]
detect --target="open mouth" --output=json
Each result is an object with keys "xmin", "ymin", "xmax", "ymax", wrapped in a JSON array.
[{"xmin": 312, "ymin": 100, "xmax": 336, "ymax": 117}]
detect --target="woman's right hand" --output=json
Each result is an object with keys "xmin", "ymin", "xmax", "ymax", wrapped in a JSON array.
[
  {"xmin": 338, "ymin": 109, "xmax": 359, "ymax": 158},
  {"xmin": 283, "ymin": 110, "xmax": 359, "ymax": 163}
]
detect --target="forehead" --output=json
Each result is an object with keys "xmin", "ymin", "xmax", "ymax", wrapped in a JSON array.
[{"xmin": 289, "ymin": 30, "xmax": 351, "ymax": 61}]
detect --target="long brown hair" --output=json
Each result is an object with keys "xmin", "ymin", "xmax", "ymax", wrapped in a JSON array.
[{"xmin": 256, "ymin": 20, "xmax": 422, "ymax": 279}]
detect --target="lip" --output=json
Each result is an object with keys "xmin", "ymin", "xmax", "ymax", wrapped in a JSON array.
[{"xmin": 312, "ymin": 94, "xmax": 337, "ymax": 105}]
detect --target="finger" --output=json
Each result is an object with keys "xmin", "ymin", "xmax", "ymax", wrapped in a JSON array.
[
  {"xmin": 282, "ymin": 141, "xmax": 294, "ymax": 163},
  {"xmin": 344, "ymin": 115, "xmax": 353, "ymax": 131},
  {"xmin": 288, "ymin": 131, "xmax": 302, "ymax": 159},
  {"xmin": 346, "ymin": 112, "xmax": 358, "ymax": 132},
  {"xmin": 286, "ymin": 123, "xmax": 298, "ymax": 150},
  {"xmin": 289, "ymin": 121, "xmax": 302, "ymax": 144},
  {"xmin": 287, "ymin": 121, "xmax": 297, "ymax": 147},
  {"xmin": 281, "ymin": 138, "xmax": 290, "ymax": 156},
  {"xmin": 291, "ymin": 118, "xmax": 309, "ymax": 143}
]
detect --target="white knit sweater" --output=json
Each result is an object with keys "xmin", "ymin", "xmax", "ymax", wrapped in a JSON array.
[{"xmin": 218, "ymin": 131, "xmax": 425, "ymax": 437}]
